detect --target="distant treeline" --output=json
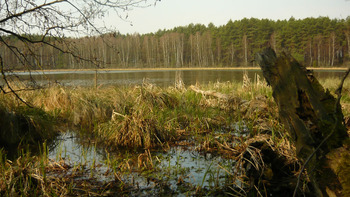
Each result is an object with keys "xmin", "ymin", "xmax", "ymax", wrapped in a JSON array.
[{"xmin": 2, "ymin": 17, "xmax": 350, "ymax": 69}]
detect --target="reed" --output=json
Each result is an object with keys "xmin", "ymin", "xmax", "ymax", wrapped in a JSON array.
[
  {"xmin": 91, "ymin": 82, "xmax": 240, "ymax": 149},
  {"xmin": 0, "ymin": 73, "xmax": 349, "ymax": 196},
  {"xmin": 0, "ymin": 147, "xmax": 128, "ymax": 196},
  {"xmin": 1, "ymin": 75, "xmax": 347, "ymax": 150},
  {"xmin": 319, "ymin": 77, "xmax": 350, "ymax": 116}
]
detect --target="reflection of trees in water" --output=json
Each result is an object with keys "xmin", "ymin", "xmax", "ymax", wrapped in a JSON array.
[
  {"xmin": 10, "ymin": 70, "xmax": 344, "ymax": 88},
  {"xmin": 175, "ymin": 70, "xmax": 184, "ymax": 89}
]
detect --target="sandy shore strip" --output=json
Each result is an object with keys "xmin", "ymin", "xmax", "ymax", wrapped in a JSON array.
[{"xmin": 10, "ymin": 66, "xmax": 350, "ymax": 73}]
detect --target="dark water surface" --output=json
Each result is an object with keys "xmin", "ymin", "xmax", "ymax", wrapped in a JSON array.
[{"xmin": 8, "ymin": 68, "xmax": 347, "ymax": 87}]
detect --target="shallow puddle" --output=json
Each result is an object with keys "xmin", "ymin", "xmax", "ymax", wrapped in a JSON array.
[
  {"xmin": 48, "ymin": 131, "xmax": 115, "ymax": 182},
  {"xmin": 49, "ymin": 131, "xmax": 102, "ymax": 164},
  {"xmin": 158, "ymin": 146, "xmax": 233, "ymax": 187},
  {"xmin": 48, "ymin": 131, "xmax": 236, "ymax": 196}
]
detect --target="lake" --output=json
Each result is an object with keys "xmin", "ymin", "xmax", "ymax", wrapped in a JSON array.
[{"xmin": 5, "ymin": 68, "xmax": 348, "ymax": 87}]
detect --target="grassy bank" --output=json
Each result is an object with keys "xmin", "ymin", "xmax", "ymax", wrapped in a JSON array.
[{"xmin": 0, "ymin": 74, "xmax": 349, "ymax": 196}]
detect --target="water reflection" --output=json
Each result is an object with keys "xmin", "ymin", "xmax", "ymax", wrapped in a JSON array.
[
  {"xmin": 156, "ymin": 146, "xmax": 234, "ymax": 188},
  {"xmin": 48, "ymin": 131, "xmax": 235, "ymax": 196},
  {"xmin": 2, "ymin": 69, "xmax": 346, "ymax": 88},
  {"xmin": 49, "ymin": 131, "xmax": 103, "ymax": 165}
]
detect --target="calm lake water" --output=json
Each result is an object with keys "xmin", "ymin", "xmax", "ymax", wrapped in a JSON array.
[{"xmin": 5, "ymin": 68, "xmax": 348, "ymax": 87}]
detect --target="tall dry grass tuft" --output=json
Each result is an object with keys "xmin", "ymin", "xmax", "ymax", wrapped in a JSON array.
[
  {"xmin": 95, "ymin": 82, "xmax": 243, "ymax": 150},
  {"xmin": 69, "ymin": 88, "xmax": 114, "ymax": 129},
  {"xmin": 242, "ymin": 71, "xmax": 252, "ymax": 91},
  {"xmin": 96, "ymin": 83, "xmax": 180, "ymax": 149},
  {"xmin": 33, "ymin": 87, "xmax": 72, "ymax": 112},
  {"xmin": 24, "ymin": 86, "xmax": 116, "ymax": 129}
]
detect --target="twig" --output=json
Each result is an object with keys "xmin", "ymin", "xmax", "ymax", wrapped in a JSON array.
[
  {"xmin": 292, "ymin": 67, "xmax": 350, "ymax": 197},
  {"xmin": 0, "ymin": 55, "xmax": 32, "ymax": 107},
  {"xmin": 0, "ymin": 0, "xmax": 66, "ymax": 24}
]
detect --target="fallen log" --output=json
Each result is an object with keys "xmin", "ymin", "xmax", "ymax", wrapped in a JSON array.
[
  {"xmin": 189, "ymin": 85, "xmax": 229, "ymax": 100},
  {"xmin": 255, "ymin": 48, "xmax": 349, "ymax": 196}
]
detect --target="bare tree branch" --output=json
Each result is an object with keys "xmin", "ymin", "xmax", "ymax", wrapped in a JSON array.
[
  {"xmin": 0, "ymin": 55, "xmax": 32, "ymax": 107},
  {"xmin": 0, "ymin": 0, "xmax": 66, "ymax": 24},
  {"xmin": 0, "ymin": 0, "xmax": 158, "ymax": 103}
]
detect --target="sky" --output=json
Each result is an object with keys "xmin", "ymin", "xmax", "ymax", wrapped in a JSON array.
[{"xmin": 104, "ymin": 0, "xmax": 350, "ymax": 34}]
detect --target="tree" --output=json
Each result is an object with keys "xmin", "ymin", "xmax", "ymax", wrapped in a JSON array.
[
  {"xmin": 330, "ymin": 32, "xmax": 336, "ymax": 66},
  {"xmin": 242, "ymin": 34, "xmax": 249, "ymax": 66},
  {"xmin": 0, "ymin": 0, "xmax": 159, "ymax": 100},
  {"xmin": 2, "ymin": 13, "xmax": 349, "ymax": 72}
]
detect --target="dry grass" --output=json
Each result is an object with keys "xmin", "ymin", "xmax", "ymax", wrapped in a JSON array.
[
  {"xmin": 0, "ymin": 150, "xmax": 127, "ymax": 196},
  {"xmin": 1, "ymin": 72, "xmax": 349, "ymax": 196},
  {"xmin": 0, "ymin": 73, "xmax": 276, "ymax": 151}
]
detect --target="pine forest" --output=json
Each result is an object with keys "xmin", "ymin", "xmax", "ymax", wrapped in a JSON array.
[{"xmin": 2, "ymin": 17, "xmax": 350, "ymax": 69}]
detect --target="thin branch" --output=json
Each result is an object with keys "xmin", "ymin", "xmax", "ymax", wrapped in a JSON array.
[
  {"xmin": 335, "ymin": 67, "xmax": 350, "ymax": 98},
  {"xmin": 0, "ymin": 36, "xmax": 31, "ymax": 69},
  {"xmin": 0, "ymin": 28, "xmax": 100, "ymax": 67},
  {"xmin": 0, "ymin": 0, "xmax": 66, "ymax": 24},
  {"xmin": 65, "ymin": 1, "xmax": 104, "ymax": 35},
  {"xmin": 0, "ymin": 0, "xmax": 157, "ymax": 105},
  {"xmin": 0, "ymin": 55, "xmax": 32, "ymax": 107}
]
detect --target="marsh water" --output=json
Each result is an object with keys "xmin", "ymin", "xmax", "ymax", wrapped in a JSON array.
[
  {"xmin": 7, "ymin": 68, "xmax": 348, "ymax": 195},
  {"xmin": 48, "ymin": 131, "xmax": 236, "ymax": 196},
  {"xmin": 11, "ymin": 68, "xmax": 347, "ymax": 87}
]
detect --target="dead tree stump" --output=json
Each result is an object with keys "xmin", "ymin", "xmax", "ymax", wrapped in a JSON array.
[{"xmin": 255, "ymin": 48, "xmax": 349, "ymax": 196}]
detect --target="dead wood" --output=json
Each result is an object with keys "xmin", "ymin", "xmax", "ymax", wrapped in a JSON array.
[
  {"xmin": 255, "ymin": 48, "xmax": 349, "ymax": 196},
  {"xmin": 189, "ymin": 85, "xmax": 229, "ymax": 100}
]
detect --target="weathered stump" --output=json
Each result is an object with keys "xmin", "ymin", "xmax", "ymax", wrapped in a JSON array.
[{"xmin": 255, "ymin": 48, "xmax": 349, "ymax": 196}]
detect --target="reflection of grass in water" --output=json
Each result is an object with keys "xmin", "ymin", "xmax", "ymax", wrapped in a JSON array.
[
  {"xmin": 201, "ymin": 161, "xmax": 214, "ymax": 188},
  {"xmin": 151, "ymin": 146, "xmax": 236, "ymax": 194},
  {"xmin": 0, "ymin": 141, "xmax": 126, "ymax": 196},
  {"xmin": 79, "ymin": 144, "xmax": 238, "ymax": 195}
]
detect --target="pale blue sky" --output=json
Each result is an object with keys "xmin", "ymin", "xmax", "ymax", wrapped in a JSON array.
[{"xmin": 104, "ymin": 0, "xmax": 350, "ymax": 34}]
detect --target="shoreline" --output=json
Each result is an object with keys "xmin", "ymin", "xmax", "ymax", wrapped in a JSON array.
[{"xmin": 12, "ymin": 67, "xmax": 349, "ymax": 73}]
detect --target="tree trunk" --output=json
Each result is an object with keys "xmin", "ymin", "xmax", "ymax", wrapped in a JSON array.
[
  {"xmin": 317, "ymin": 39, "xmax": 321, "ymax": 67},
  {"xmin": 230, "ymin": 44, "xmax": 235, "ymax": 66},
  {"xmin": 243, "ymin": 34, "xmax": 248, "ymax": 66},
  {"xmin": 331, "ymin": 33, "xmax": 336, "ymax": 67},
  {"xmin": 195, "ymin": 32, "xmax": 202, "ymax": 66},
  {"xmin": 309, "ymin": 41, "xmax": 313, "ymax": 66},
  {"xmin": 255, "ymin": 48, "xmax": 349, "ymax": 196},
  {"xmin": 270, "ymin": 32, "xmax": 277, "ymax": 53},
  {"xmin": 346, "ymin": 31, "xmax": 350, "ymax": 59}
]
